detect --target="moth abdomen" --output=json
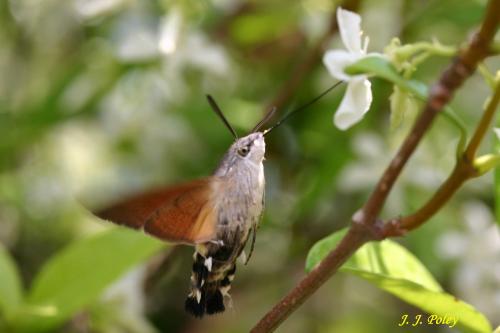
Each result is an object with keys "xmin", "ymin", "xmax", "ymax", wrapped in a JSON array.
[{"xmin": 185, "ymin": 249, "xmax": 238, "ymax": 318}]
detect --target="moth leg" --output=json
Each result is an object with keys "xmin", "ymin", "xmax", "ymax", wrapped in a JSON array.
[{"xmin": 244, "ymin": 225, "xmax": 257, "ymax": 265}]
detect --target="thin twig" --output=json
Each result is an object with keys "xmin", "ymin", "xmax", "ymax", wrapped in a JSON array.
[
  {"xmin": 388, "ymin": 82, "xmax": 500, "ymax": 234},
  {"xmin": 251, "ymin": 1, "xmax": 500, "ymax": 332},
  {"xmin": 390, "ymin": 164, "xmax": 471, "ymax": 233},
  {"xmin": 465, "ymin": 81, "xmax": 500, "ymax": 159}
]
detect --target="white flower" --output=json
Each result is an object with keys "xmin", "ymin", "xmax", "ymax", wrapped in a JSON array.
[{"xmin": 323, "ymin": 7, "xmax": 379, "ymax": 130}]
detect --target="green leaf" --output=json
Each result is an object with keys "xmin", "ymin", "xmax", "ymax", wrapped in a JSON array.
[
  {"xmin": 0, "ymin": 243, "xmax": 23, "ymax": 317},
  {"xmin": 10, "ymin": 228, "xmax": 164, "ymax": 332},
  {"xmin": 306, "ymin": 229, "xmax": 492, "ymax": 333},
  {"xmin": 346, "ymin": 56, "xmax": 467, "ymax": 156}
]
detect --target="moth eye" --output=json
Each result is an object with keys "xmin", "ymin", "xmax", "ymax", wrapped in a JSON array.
[{"xmin": 238, "ymin": 146, "xmax": 250, "ymax": 157}]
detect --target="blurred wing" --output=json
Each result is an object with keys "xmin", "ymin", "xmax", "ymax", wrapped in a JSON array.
[{"xmin": 95, "ymin": 178, "xmax": 220, "ymax": 244}]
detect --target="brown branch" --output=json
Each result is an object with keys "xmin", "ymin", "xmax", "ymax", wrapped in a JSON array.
[{"xmin": 251, "ymin": 1, "xmax": 500, "ymax": 332}]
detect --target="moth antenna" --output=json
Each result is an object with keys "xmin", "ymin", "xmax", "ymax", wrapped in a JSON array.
[
  {"xmin": 263, "ymin": 81, "xmax": 343, "ymax": 136},
  {"xmin": 251, "ymin": 106, "xmax": 277, "ymax": 133},
  {"xmin": 206, "ymin": 95, "xmax": 238, "ymax": 139}
]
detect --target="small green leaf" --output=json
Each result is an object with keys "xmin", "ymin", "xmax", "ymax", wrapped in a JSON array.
[
  {"xmin": 10, "ymin": 228, "xmax": 164, "ymax": 332},
  {"xmin": 0, "ymin": 243, "xmax": 23, "ymax": 317},
  {"xmin": 306, "ymin": 229, "xmax": 492, "ymax": 333},
  {"xmin": 389, "ymin": 85, "xmax": 418, "ymax": 130}
]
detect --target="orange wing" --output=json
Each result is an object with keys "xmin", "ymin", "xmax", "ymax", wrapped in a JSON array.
[{"xmin": 95, "ymin": 178, "xmax": 220, "ymax": 244}]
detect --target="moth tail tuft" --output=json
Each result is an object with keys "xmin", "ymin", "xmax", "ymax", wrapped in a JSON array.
[
  {"xmin": 206, "ymin": 289, "xmax": 225, "ymax": 314},
  {"xmin": 185, "ymin": 251, "xmax": 237, "ymax": 317},
  {"xmin": 185, "ymin": 294, "xmax": 205, "ymax": 318}
]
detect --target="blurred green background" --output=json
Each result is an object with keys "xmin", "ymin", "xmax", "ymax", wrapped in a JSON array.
[{"xmin": 0, "ymin": 0, "xmax": 499, "ymax": 332}]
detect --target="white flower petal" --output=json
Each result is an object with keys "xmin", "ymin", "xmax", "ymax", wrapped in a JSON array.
[
  {"xmin": 337, "ymin": 7, "xmax": 362, "ymax": 54},
  {"xmin": 334, "ymin": 77, "xmax": 372, "ymax": 130},
  {"xmin": 323, "ymin": 49, "xmax": 359, "ymax": 81}
]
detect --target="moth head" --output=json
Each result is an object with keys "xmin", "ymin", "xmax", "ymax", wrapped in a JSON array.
[{"xmin": 232, "ymin": 132, "xmax": 265, "ymax": 164}]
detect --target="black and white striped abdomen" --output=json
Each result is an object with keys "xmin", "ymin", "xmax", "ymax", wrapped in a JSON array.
[{"xmin": 184, "ymin": 241, "xmax": 243, "ymax": 317}]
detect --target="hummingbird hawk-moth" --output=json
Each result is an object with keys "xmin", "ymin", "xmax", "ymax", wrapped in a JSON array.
[{"xmin": 94, "ymin": 83, "xmax": 341, "ymax": 318}]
